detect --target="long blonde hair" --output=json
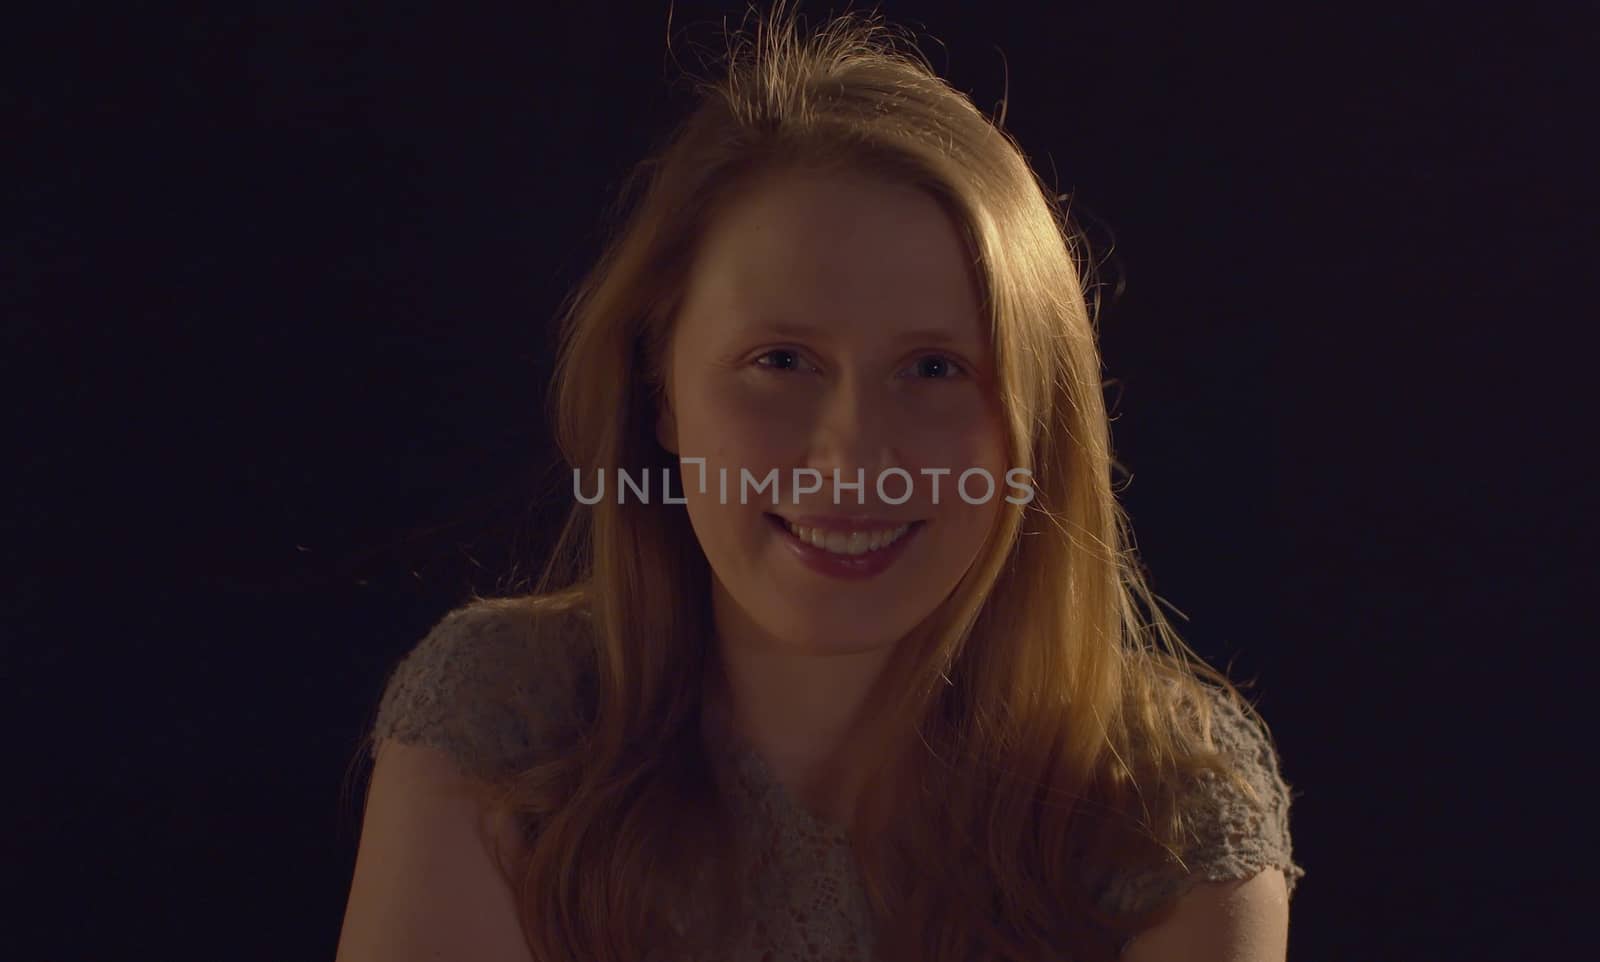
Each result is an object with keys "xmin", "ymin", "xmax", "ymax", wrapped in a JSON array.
[{"xmin": 438, "ymin": 6, "xmax": 1271, "ymax": 960}]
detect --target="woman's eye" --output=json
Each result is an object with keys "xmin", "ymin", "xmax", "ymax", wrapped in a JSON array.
[
  {"xmin": 906, "ymin": 354, "xmax": 965, "ymax": 379},
  {"xmin": 754, "ymin": 349, "xmax": 808, "ymax": 372},
  {"xmin": 752, "ymin": 350, "xmax": 965, "ymax": 378}
]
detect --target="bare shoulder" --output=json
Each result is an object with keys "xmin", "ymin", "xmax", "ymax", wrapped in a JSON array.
[
  {"xmin": 1119, "ymin": 867, "xmax": 1289, "ymax": 962},
  {"xmin": 335, "ymin": 738, "xmax": 536, "ymax": 962}
]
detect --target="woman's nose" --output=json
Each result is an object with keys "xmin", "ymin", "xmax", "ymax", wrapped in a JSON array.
[{"xmin": 804, "ymin": 374, "xmax": 899, "ymax": 479}]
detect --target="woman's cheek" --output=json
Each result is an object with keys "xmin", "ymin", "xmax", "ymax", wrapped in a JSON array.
[
  {"xmin": 715, "ymin": 392, "xmax": 816, "ymax": 460},
  {"xmin": 898, "ymin": 406, "xmax": 1004, "ymax": 466}
]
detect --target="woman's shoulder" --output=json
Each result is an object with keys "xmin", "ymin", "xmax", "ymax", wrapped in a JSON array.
[
  {"xmin": 369, "ymin": 593, "xmax": 597, "ymax": 781},
  {"xmin": 1182, "ymin": 684, "xmax": 1303, "ymax": 890},
  {"xmin": 1098, "ymin": 681, "xmax": 1307, "ymax": 917}
]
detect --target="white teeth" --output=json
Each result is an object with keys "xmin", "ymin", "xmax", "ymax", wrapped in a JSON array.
[{"xmin": 783, "ymin": 520, "xmax": 912, "ymax": 556}]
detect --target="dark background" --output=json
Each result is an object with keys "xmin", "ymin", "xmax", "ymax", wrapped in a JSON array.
[{"xmin": 8, "ymin": 1, "xmax": 1594, "ymax": 959}]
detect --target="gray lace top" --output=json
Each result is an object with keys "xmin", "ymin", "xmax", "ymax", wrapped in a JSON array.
[{"xmin": 369, "ymin": 603, "xmax": 1305, "ymax": 959}]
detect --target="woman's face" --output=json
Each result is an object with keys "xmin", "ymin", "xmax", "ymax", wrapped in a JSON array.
[{"xmin": 658, "ymin": 169, "xmax": 1009, "ymax": 656}]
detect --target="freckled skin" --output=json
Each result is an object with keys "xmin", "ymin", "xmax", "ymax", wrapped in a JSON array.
[{"xmin": 658, "ymin": 169, "xmax": 1009, "ymax": 657}]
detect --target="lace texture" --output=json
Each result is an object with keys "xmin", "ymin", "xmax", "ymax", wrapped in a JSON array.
[
  {"xmin": 701, "ymin": 693, "xmax": 877, "ymax": 961},
  {"xmin": 1095, "ymin": 690, "xmax": 1306, "ymax": 922},
  {"xmin": 369, "ymin": 603, "xmax": 1305, "ymax": 959}
]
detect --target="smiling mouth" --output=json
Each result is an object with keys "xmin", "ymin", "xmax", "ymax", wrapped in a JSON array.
[{"xmin": 764, "ymin": 513, "xmax": 925, "ymax": 556}]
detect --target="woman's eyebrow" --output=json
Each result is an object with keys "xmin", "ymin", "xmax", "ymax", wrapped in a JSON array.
[{"xmin": 748, "ymin": 320, "xmax": 979, "ymax": 351}]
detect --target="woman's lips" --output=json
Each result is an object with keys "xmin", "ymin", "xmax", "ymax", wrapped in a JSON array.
[
  {"xmin": 765, "ymin": 513, "xmax": 925, "ymax": 581},
  {"xmin": 774, "ymin": 513, "xmax": 917, "ymax": 531}
]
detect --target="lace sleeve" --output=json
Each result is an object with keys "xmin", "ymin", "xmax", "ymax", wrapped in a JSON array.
[
  {"xmin": 370, "ymin": 602, "xmax": 589, "ymax": 781},
  {"xmin": 1100, "ymin": 686, "xmax": 1307, "ymax": 923}
]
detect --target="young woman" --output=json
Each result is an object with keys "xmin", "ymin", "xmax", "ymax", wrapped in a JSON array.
[{"xmin": 337, "ymin": 8, "xmax": 1304, "ymax": 962}]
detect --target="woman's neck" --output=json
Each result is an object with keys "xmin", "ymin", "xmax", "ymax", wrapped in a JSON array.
[{"xmin": 703, "ymin": 590, "xmax": 897, "ymax": 826}]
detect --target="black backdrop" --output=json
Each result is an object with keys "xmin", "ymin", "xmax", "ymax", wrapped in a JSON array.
[{"xmin": 8, "ymin": 1, "xmax": 1594, "ymax": 959}]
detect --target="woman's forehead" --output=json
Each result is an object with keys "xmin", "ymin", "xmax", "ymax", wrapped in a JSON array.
[
  {"xmin": 697, "ymin": 171, "xmax": 970, "ymax": 279},
  {"xmin": 683, "ymin": 173, "xmax": 985, "ymax": 344}
]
